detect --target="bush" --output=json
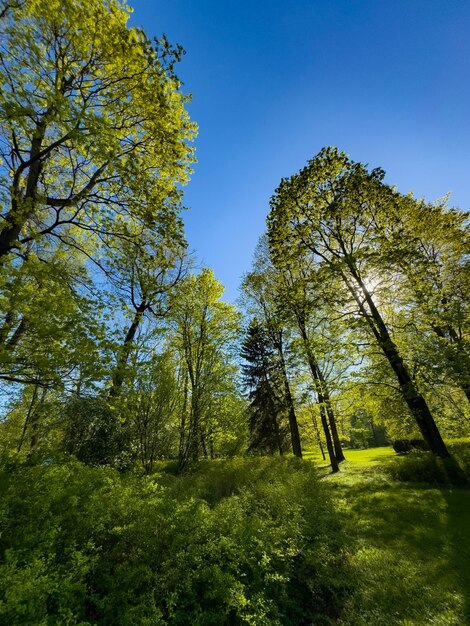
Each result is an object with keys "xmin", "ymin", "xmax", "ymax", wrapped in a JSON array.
[
  {"xmin": 392, "ymin": 439, "xmax": 429, "ymax": 454},
  {"xmin": 386, "ymin": 449, "xmax": 469, "ymax": 486},
  {"xmin": 60, "ymin": 396, "xmax": 134, "ymax": 469},
  {"xmin": 0, "ymin": 457, "xmax": 349, "ymax": 624}
]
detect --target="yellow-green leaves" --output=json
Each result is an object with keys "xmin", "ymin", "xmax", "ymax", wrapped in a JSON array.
[{"xmin": 0, "ymin": 0, "xmax": 196, "ymax": 261}]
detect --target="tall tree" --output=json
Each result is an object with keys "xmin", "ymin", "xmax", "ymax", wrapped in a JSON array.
[
  {"xmin": 0, "ymin": 0, "xmax": 195, "ymax": 304},
  {"xmin": 241, "ymin": 318, "xmax": 286, "ymax": 455},
  {"xmin": 267, "ymin": 147, "xmax": 450, "ymax": 458},
  {"xmin": 170, "ymin": 268, "xmax": 240, "ymax": 469},
  {"xmin": 241, "ymin": 267, "xmax": 303, "ymax": 459},
  {"xmin": 275, "ymin": 244, "xmax": 345, "ymax": 463}
]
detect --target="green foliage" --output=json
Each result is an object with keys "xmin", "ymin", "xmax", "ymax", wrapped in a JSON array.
[
  {"xmin": 126, "ymin": 352, "xmax": 180, "ymax": 473},
  {"xmin": 0, "ymin": 457, "xmax": 348, "ymax": 624},
  {"xmin": 60, "ymin": 396, "xmax": 133, "ymax": 469},
  {"xmin": 171, "ymin": 268, "xmax": 242, "ymax": 466},
  {"xmin": 386, "ymin": 440, "xmax": 470, "ymax": 486},
  {"xmin": 0, "ymin": 0, "xmax": 195, "ymax": 261}
]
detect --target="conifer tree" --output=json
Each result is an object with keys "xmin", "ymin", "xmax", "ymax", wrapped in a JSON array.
[{"xmin": 241, "ymin": 319, "xmax": 286, "ymax": 454}]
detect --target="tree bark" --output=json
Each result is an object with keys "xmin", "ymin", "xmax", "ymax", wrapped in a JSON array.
[
  {"xmin": 28, "ymin": 387, "xmax": 47, "ymax": 457},
  {"xmin": 0, "ymin": 119, "xmax": 49, "ymax": 257},
  {"xmin": 296, "ymin": 319, "xmax": 345, "ymax": 462},
  {"xmin": 319, "ymin": 400, "xmax": 339, "ymax": 472},
  {"xmin": 310, "ymin": 407, "xmax": 326, "ymax": 460},
  {"xmin": 344, "ymin": 268, "xmax": 450, "ymax": 458},
  {"xmin": 110, "ymin": 301, "xmax": 147, "ymax": 397},
  {"xmin": 277, "ymin": 340, "xmax": 302, "ymax": 458},
  {"xmin": 17, "ymin": 383, "xmax": 39, "ymax": 453}
]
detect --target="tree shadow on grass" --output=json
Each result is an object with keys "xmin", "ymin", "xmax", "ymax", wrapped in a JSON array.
[
  {"xmin": 441, "ymin": 488, "xmax": 470, "ymax": 625},
  {"xmin": 327, "ymin": 471, "xmax": 470, "ymax": 625}
]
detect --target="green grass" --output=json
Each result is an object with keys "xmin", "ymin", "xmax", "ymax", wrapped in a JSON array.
[
  {"xmin": 314, "ymin": 445, "xmax": 470, "ymax": 626},
  {"xmin": 304, "ymin": 445, "xmax": 395, "ymax": 468}
]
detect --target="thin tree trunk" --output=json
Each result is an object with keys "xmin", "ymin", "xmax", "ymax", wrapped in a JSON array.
[
  {"xmin": 28, "ymin": 387, "xmax": 47, "ymax": 456},
  {"xmin": 277, "ymin": 342, "xmax": 302, "ymax": 458},
  {"xmin": 294, "ymin": 322, "xmax": 337, "ymax": 470},
  {"xmin": 200, "ymin": 430, "xmax": 208, "ymax": 457},
  {"xmin": 110, "ymin": 302, "xmax": 147, "ymax": 397},
  {"xmin": 316, "ymin": 364, "xmax": 345, "ymax": 462},
  {"xmin": 17, "ymin": 383, "xmax": 39, "ymax": 453},
  {"xmin": 319, "ymin": 400, "xmax": 338, "ymax": 472},
  {"xmin": 310, "ymin": 408, "xmax": 326, "ymax": 460},
  {"xmin": 296, "ymin": 320, "xmax": 345, "ymax": 462},
  {"xmin": 179, "ymin": 371, "xmax": 189, "ymax": 461},
  {"xmin": 275, "ymin": 414, "xmax": 284, "ymax": 455}
]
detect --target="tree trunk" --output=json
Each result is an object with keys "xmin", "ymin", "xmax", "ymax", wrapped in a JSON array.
[
  {"xmin": 277, "ymin": 341, "xmax": 302, "ymax": 458},
  {"xmin": 0, "ymin": 119, "xmax": 48, "ymax": 258},
  {"xmin": 320, "ymin": 403, "xmax": 338, "ymax": 472},
  {"xmin": 296, "ymin": 320, "xmax": 345, "ymax": 462},
  {"xmin": 345, "ymin": 269, "xmax": 450, "ymax": 458},
  {"xmin": 316, "ymin": 365, "xmax": 345, "ymax": 462},
  {"xmin": 110, "ymin": 302, "xmax": 147, "ymax": 397},
  {"xmin": 28, "ymin": 387, "xmax": 47, "ymax": 457},
  {"xmin": 17, "ymin": 383, "xmax": 39, "ymax": 453},
  {"xmin": 310, "ymin": 408, "xmax": 326, "ymax": 460}
]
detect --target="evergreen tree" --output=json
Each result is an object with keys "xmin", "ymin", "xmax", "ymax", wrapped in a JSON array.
[{"xmin": 241, "ymin": 319, "xmax": 286, "ymax": 454}]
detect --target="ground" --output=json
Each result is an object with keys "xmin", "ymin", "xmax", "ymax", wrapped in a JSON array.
[{"xmin": 308, "ymin": 446, "xmax": 470, "ymax": 626}]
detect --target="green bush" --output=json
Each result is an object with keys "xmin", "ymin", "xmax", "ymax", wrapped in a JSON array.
[
  {"xmin": 448, "ymin": 438, "xmax": 470, "ymax": 475},
  {"xmin": 392, "ymin": 439, "xmax": 428, "ymax": 454},
  {"xmin": 0, "ymin": 457, "xmax": 349, "ymax": 625},
  {"xmin": 386, "ymin": 447, "xmax": 469, "ymax": 486},
  {"xmin": 60, "ymin": 396, "xmax": 134, "ymax": 469}
]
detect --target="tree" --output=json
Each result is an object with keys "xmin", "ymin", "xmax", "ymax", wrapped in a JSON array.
[
  {"xmin": 374, "ymin": 196, "xmax": 470, "ymax": 403},
  {"xmin": 107, "ymin": 239, "xmax": 187, "ymax": 396},
  {"xmin": 241, "ymin": 318, "xmax": 287, "ymax": 454},
  {"xmin": 0, "ymin": 0, "xmax": 194, "ymax": 270},
  {"xmin": 170, "ymin": 268, "xmax": 241, "ymax": 469},
  {"xmin": 275, "ymin": 244, "xmax": 345, "ymax": 463},
  {"xmin": 0, "ymin": 249, "xmax": 105, "ymax": 390},
  {"xmin": 241, "ymin": 266, "xmax": 303, "ymax": 459},
  {"xmin": 128, "ymin": 351, "xmax": 179, "ymax": 474},
  {"xmin": 0, "ymin": 0, "xmax": 196, "ymax": 433},
  {"xmin": 267, "ymin": 147, "xmax": 450, "ymax": 458}
]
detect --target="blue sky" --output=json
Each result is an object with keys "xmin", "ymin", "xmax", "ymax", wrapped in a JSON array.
[{"xmin": 130, "ymin": 1, "xmax": 470, "ymax": 302}]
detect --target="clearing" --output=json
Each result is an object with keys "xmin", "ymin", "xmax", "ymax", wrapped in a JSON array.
[{"xmin": 314, "ymin": 446, "xmax": 470, "ymax": 626}]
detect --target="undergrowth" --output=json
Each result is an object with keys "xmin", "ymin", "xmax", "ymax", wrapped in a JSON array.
[{"xmin": 0, "ymin": 456, "xmax": 349, "ymax": 625}]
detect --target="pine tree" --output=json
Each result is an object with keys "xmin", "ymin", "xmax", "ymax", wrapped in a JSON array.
[{"xmin": 241, "ymin": 319, "xmax": 287, "ymax": 454}]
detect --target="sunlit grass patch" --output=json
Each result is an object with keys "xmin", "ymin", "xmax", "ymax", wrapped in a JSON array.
[
  {"xmin": 321, "ymin": 444, "xmax": 470, "ymax": 626},
  {"xmin": 304, "ymin": 445, "xmax": 395, "ymax": 466}
]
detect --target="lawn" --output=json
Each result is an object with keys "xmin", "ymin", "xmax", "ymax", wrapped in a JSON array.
[
  {"xmin": 316, "ymin": 445, "xmax": 470, "ymax": 625},
  {"xmin": 304, "ymin": 445, "xmax": 395, "ymax": 468}
]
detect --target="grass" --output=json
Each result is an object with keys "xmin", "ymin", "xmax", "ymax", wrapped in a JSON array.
[
  {"xmin": 304, "ymin": 445, "xmax": 395, "ymax": 468},
  {"xmin": 313, "ymin": 445, "xmax": 470, "ymax": 625}
]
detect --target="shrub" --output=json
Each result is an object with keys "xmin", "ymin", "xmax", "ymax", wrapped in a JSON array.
[
  {"xmin": 392, "ymin": 439, "xmax": 429, "ymax": 454},
  {"xmin": 60, "ymin": 396, "xmax": 134, "ymax": 469},
  {"xmin": 386, "ymin": 450, "xmax": 469, "ymax": 486},
  {"xmin": 0, "ymin": 457, "xmax": 349, "ymax": 624}
]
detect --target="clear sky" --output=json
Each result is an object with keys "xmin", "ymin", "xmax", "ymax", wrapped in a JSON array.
[{"xmin": 130, "ymin": 0, "xmax": 470, "ymax": 302}]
